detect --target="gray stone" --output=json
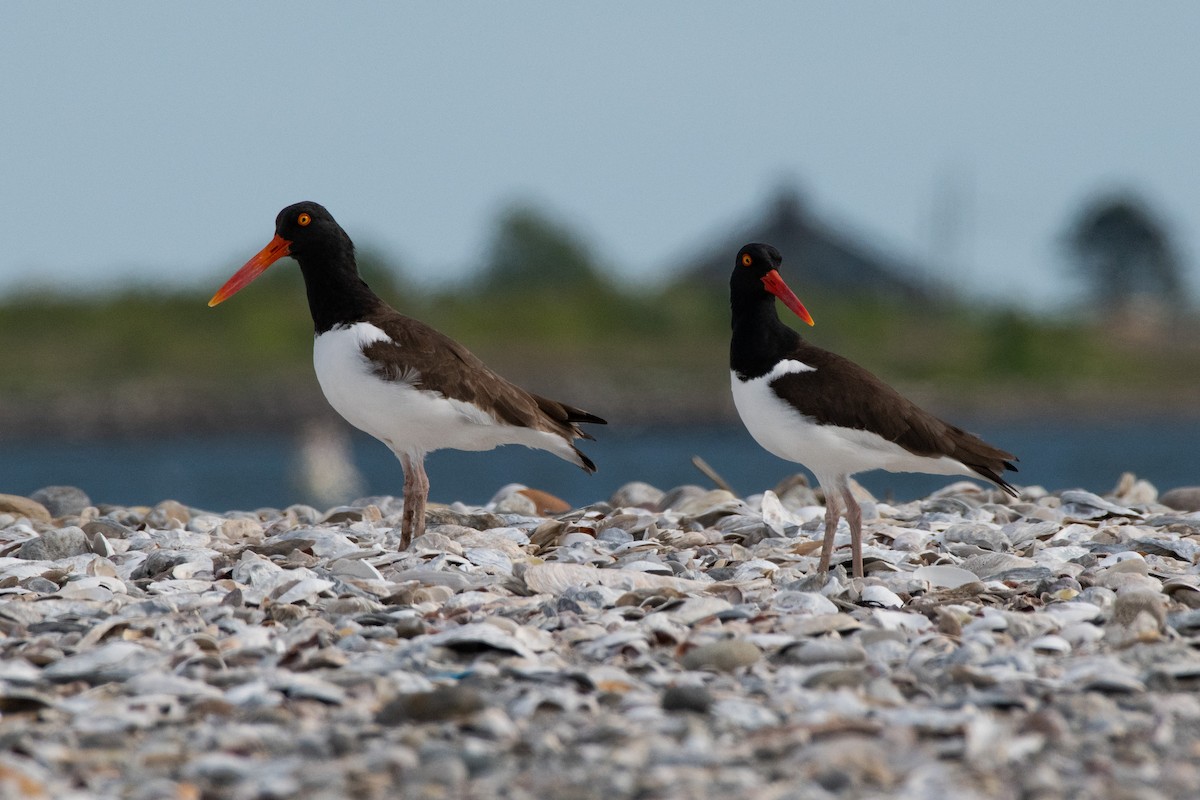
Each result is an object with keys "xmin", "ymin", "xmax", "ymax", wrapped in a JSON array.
[
  {"xmin": 145, "ymin": 499, "xmax": 191, "ymax": 527},
  {"xmin": 961, "ymin": 552, "xmax": 1035, "ymax": 579},
  {"xmin": 43, "ymin": 642, "xmax": 167, "ymax": 683},
  {"xmin": 0, "ymin": 494, "xmax": 51, "ymax": 524},
  {"xmin": 16, "ymin": 527, "xmax": 89, "ymax": 561},
  {"xmin": 778, "ymin": 638, "xmax": 866, "ymax": 666},
  {"xmin": 376, "ymin": 685, "xmax": 486, "ymax": 724},
  {"xmin": 1060, "ymin": 490, "xmax": 1138, "ymax": 519},
  {"xmin": 131, "ymin": 550, "xmax": 191, "ymax": 579},
  {"xmin": 29, "ymin": 485, "xmax": 92, "ymax": 517},
  {"xmin": 493, "ymin": 490, "xmax": 538, "ymax": 516},
  {"xmin": 20, "ymin": 576, "xmax": 61, "ymax": 594},
  {"xmin": 656, "ymin": 484, "xmax": 707, "ymax": 511},
  {"xmin": 1161, "ymin": 487, "xmax": 1200, "ymax": 513},
  {"xmin": 610, "ymin": 481, "xmax": 665, "ymax": 509},
  {"xmin": 944, "ymin": 522, "xmax": 1010, "ymax": 552},
  {"xmin": 662, "ymin": 685, "xmax": 713, "ymax": 713},
  {"xmin": 1110, "ymin": 590, "xmax": 1167, "ymax": 629},
  {"xmin": 81, "ymin": 519, "xmax": 133, "ymax": 540},
  {"xmin": 680, "ymin": 640, "xmax": 761, "ymax": 672}
]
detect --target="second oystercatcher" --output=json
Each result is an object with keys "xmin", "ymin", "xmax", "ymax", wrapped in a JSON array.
[
  {"xmin": 209, "ymin": 202, "xmax": 605, "ymax": 548},
  {"xmin": 729, "ymin": 243, "xmax": 1018, "ymax": 579}
]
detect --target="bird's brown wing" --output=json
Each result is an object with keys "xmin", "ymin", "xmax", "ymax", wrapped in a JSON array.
[
  {"xmin": 360, "ymin": 313, "xmax": 605, "ymax": 455},
  {"xmin": 771, "ymin": 344, "xmax": 1018, "ymax": 494}
]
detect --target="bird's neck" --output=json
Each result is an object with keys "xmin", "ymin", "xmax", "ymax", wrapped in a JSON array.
[
  {"xmin": 296, "ymin": 247, "xmax": 386, "ymax": 334},
  {"xmin": 730, "ymin": 297, "xmax": 802, "ymax": 379}
]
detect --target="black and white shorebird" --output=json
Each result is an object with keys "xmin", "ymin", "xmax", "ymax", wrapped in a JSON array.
[
  {"xmin": 729, "ymin": 243, "xmax": 1018, "ymax": 579},
  {"xmin": 209, "ymin": 202, "xmax": 605, "ymax": 549}
]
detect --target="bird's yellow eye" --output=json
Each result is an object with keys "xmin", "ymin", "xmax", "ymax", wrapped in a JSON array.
[
  {"xmin": 298, "ymin": 213, "xmax": 312, "ymax": 227},
  {"xmin": 741, "ymin": 253, "xmax": 753, "ymax": 267}
]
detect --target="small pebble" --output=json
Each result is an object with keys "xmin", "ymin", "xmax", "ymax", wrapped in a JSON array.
[{"xmin": 680, "ymin": 640, "xmax": 762, "ymax": 672}]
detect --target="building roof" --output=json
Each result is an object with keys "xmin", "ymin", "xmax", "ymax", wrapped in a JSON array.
[{"xmin": 678, "ymin": 186, "xmax": 938, "ymax": 302}]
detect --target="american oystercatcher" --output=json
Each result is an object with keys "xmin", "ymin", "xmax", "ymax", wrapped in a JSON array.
[
  {"xmin": 209, "ymin": 202, "xmax": 605, "ymax": 548},
  {"xmin": 729, "ymin": 243, "xmax": 1018, "ymax": 578}
]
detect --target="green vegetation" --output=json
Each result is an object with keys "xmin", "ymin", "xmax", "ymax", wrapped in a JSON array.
[
  {"xmin": 1, "ymin": 271, "xmax": 1196, "ymax": 414},
  {"xmin": 2, "ymin": 201, "xmax": 1196, "ymax": 428}
]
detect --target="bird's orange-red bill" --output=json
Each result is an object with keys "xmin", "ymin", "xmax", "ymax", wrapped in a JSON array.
[
  {"xmin": 208, "ymin": 234, "xmax": 292, "ymax": 307},
  {"xmin": 761, "ymin": 269, "xmax": 815, "ymax": 326}
]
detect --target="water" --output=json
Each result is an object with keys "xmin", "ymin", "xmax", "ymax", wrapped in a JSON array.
[{"xmin": 2, "ymin": 417, "xmax": 1197, "ymax": 512}]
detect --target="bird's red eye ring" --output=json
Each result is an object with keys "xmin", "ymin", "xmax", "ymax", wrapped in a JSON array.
[
  {"xmin": 741, "ymin": 254, "xmax": 753, "ymax": 267},
  {"xmin": 298, "ymin": 213, "xmax": 312, "ymax": 226}
]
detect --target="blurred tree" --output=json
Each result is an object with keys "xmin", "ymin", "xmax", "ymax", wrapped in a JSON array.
[
  {"xmin": 1065, "ymin": 193, "xmax": 1187, "ymax": 312},
  {"xmin": 984, "ymin": 310, "xmax": 1037, "ymax": 376},
  {"xmin": 354, "ymin": 247, "xmax": 410, "ymax": 301},
  {"xmin": 479, "ymin": 203, "xmax": 608, "ymax": 294}
]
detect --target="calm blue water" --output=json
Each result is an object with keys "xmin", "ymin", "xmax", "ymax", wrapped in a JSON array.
[{"xmin": 1, "ymin": 418, "xmax": 1197, "ymax": 512}]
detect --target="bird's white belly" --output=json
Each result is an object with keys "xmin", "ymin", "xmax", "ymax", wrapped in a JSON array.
[
  {"xmin": 730, "ymin": 370, "xmax": 971, "ymax": 484},
  {"xmin": 313, "ymin": 323, "xmax": 559, "ymax": 458}
]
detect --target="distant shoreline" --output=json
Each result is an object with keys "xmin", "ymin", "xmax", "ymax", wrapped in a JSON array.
[{"xmin": 2, "ymin": 379, "xmax": 1198, "ymax": 443}]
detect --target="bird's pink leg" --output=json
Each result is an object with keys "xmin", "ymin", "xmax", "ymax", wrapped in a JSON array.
[
  {"xmin": 841, "ymin": 483, "xmax": 864, "ymax": 579},
  {"xmin": 817, "ymin": 484, "xmax": 842, "ymax": 574},
  {"xmin": 399, "ymin": 453, "xmax": 429, "ymax": 550}
]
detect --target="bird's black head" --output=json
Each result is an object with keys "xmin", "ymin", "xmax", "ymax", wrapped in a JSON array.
[
  {"xmin": 733, "ymin": 243, "xmax": 783, "ymax": 285},
  {"xmin": 272, "ymin": 201, "xmax": 346, "ymax": 258},
  {"xmin": 730, "ymin": 242, "xmax": 814, "ymax": 326},
  {"xmin": 209, "ymin": 201, "xmax": 356, "ymax": 307}
]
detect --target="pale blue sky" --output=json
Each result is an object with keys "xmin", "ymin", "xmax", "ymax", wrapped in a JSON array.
[{"xmin": 2, "ymin": 2, "xmax": 1197, "ymax": 307}]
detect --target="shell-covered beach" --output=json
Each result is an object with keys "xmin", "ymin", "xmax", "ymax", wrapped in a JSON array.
[{"xmin": 2, "ymin": 477, "xmax": 1200, "ymax": 799}]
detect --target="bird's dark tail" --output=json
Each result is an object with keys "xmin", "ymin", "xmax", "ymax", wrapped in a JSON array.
[
  {"xmin": 943, "ymin": 423, "xmax": 1019, "ymax": 497},
  {"xmin": 531, "ymin": 394, "xmax": 606, "ymax": 472},
  {"xmin": 562, "ymin": 405, "xmax": 607, "ymax": 440},
  {"xmin": 572, "ymin": 445, "xmax": 598, "ymax": 474},
  {"xmin": 972, "ymin": 461, "xmax": 1019, "ymax": 497}
]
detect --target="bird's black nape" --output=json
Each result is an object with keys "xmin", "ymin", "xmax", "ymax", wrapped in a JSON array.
[{"xmin": 265, "ymin": 201, "xmax": 383, "ymax": 334}]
